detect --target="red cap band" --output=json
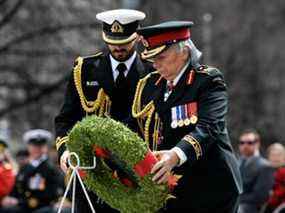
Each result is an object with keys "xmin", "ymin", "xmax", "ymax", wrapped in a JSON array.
[{"xmin": 147, "ymin": 28, "xmax": 191, "ymax": 48}]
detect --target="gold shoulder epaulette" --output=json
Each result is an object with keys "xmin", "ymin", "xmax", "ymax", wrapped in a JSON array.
[
  {"xmin": 73, "ymin": 51, "xmax": 103, "ymax": 68},
  {"xmin": 81, "ymin": 51, "xmax": 103, "ymax": 60}
]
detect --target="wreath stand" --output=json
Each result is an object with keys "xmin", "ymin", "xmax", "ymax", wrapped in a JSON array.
[{"xmin": 57, "ymin": 152, "xmax": 97, "ymax": 213}]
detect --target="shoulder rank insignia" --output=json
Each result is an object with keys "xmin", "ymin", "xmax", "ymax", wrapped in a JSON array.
[
  {"xmin": 197, "ymin": 65, "xmax": 207, "ymax": 71},
  {"xmin": 196, "ymin": 65, "xmax": 221, "ymax": 77}
]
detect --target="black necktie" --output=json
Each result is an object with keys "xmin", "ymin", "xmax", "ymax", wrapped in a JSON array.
[
  {"xmin": 112, "ymin": 63, "xmax": 129, "ymax": 120},
  {"xmin": 115, "ymin": 63, "xmax": 127, "ymax": 88}
]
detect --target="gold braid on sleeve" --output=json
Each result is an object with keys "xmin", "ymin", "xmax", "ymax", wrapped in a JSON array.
[{"xmin": 73, "ymin": 57, "xmax": 111, "ymax": 115}]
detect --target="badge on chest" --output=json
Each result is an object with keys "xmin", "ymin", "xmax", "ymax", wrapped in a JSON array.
[
  {"xmin": 171, "ymin": 102, "xmax": 198, "ymax": 128},
  {"xmin": 86, "ymin": 81, "xmax": 99, "ymax": 86},
  {"xmin": 29, "ymin": 173, "xmax": 46, "ymax": 190}
]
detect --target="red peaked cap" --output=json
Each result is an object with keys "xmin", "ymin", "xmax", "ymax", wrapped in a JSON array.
[{"xmin": 137, "ymin": 21, "xmax": 194, "ymax": 49}]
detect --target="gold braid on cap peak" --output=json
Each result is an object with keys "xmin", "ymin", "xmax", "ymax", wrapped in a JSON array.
[
  {"xmin": 132, "ymin": 72, "xmax": 161, "ymax": 149},
  {"xmin": 141, "ymin": 45, "xmax": 167, "ymax": 60},
  {"xmin": 73, "ymin": 57, "xmax": 111, "ymax": 115},
  {"xmin": 102, "ymin": 32, "xmax": 137, "ymax": 45}
]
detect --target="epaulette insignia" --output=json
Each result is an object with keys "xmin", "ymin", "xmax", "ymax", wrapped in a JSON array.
[
  {"xmin": 196, "ymin": 66, "xmax": 220, "ymax": 77},
  {"xmin": 187, "ymin": 70, "xmax": 195, "ymax": 85},
  {"xmin": 196, "ymin": 65, "xmax": 208, "ymax": 73}
]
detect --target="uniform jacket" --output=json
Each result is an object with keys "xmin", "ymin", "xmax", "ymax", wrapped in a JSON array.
[
  {"xmin": 132, "ymin": 64, "xmax": 242, "ymax": 212},
  {"xmin": 54, "ymin": 50, "xmax": 152, "ymax": 157}
]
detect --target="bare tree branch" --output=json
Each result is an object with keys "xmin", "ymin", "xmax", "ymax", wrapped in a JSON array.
[
  {"xmin": 2, "ymin": 49, "xmax": 78, "ymax": 57},
  {"xmin": 0, "ymin": 74, "xmax": 69, "ymax": 117},
  {"xmin": 0, "ymin": 82, "xmax": 29, "ymax": 89},
  {"xmin": 0, "ymin": 22, "xmax": 99, "ymax": 54},
  {"xmin": 0, "ymin": 0, "xmax": 26, "ymax": 29},
  {"xmin": 0, "ymin": 0, "xmax": 8, "ymax": 6}
]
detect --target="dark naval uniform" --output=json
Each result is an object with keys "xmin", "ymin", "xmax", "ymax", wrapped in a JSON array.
[
  {"xmin": 55, "ymin": 50, "xmax": 151, "ymax": 158},
  {"xmin": 133, "ymin": 66, "xmax": 242, "ymax": 212}
]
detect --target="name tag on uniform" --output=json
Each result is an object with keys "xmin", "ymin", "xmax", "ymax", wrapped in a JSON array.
[
  {"xmin": 171, "ymin": 102, "xmax": 198, "ymax": 128},
  {"xmin": 86, "ymin": 81, "xmax": 99, "ymax": 86}
]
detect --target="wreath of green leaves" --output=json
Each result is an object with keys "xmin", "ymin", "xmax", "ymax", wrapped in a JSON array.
[{"xmin": 67, "ymin": 115, "xmax": 170, "ymax": 213}]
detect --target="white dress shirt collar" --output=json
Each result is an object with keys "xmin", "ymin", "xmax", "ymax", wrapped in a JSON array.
[
  {"xmin": 109, "ymin": 52, "xmax": 137, "ymax": 80},
  {"xmin": 30, "ymin": 154, "xmax": 48, "ymax": 168}
]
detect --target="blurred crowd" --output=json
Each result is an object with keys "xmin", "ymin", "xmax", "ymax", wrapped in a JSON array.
[
  {"xmin": 0, "ymin": 130, "xmax": 71, "ymax": 213},
  {"xmin": 238, "ymin": 129, "xmax": 285, "ymax": 213},
  {"xmin": 0, "ymin": 128, "xmax": 285, "ymax": 213}
]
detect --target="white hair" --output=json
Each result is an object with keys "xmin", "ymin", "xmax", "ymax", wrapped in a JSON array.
[{"xmin": 176, "ymin": 39, "xmax": 202, "ymax": 69}]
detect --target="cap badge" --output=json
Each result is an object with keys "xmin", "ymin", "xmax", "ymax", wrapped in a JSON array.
[{"xmin": 111, "ymin": 21, "xmax": 124, "ymax": 33}]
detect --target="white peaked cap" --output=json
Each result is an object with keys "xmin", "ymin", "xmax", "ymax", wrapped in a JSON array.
[
  {"xmin": 96, "ymin": 9, "xmax": 146, "ymax": 25},
  {"xmin": 23, "ymin": 129, "xmax": 53, "ymax": 144}
]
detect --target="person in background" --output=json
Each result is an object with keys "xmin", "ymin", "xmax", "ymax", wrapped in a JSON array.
[
  {"xmin": 238, "ymin": 129, "xmax": 274, "ymax": 213},
  {"xmin": 0, "ymin": 138, "xmax": 16, "ymax": 207},
  {"xmin": 263, "ymin": 143, "xmax": 285, "ymax": 213},
  {"xmin": 1, "ymin": 129, "xmax": 63, "ymax": 213},
  {"xmin": 267, "ymin": 143, "xmax": 285, "ymax": 169},
  {"xmin": 15, "ymin": 149, "xmax": 29, "ymax": 169}
]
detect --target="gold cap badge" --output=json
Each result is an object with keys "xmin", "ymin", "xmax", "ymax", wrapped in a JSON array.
[{"xmin": 111, "ymin": 21, "xmax": 124, "ymax": 33}]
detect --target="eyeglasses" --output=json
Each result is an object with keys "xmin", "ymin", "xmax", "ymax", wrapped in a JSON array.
[{"xmin": 239, "ymin": 140, "xmax": 256, "ymax": 145}]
